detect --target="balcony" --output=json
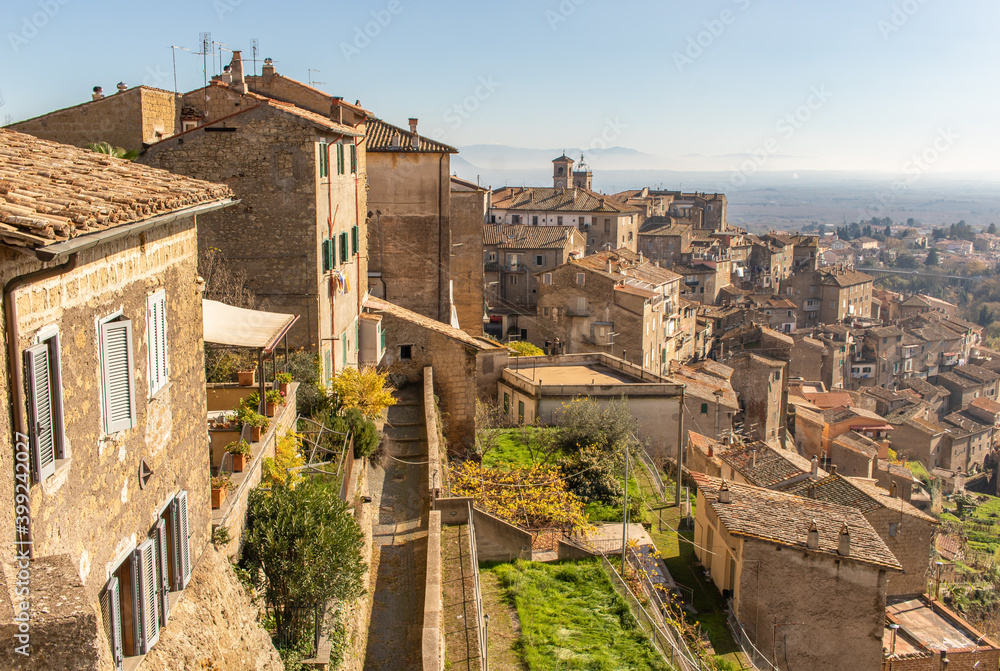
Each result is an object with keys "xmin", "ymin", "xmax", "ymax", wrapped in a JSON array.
[{"xmin": 565, "ymin": 307, "xmax": 591, "ymax": 317}]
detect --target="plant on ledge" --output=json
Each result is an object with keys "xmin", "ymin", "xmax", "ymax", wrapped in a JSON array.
[
  {"xmin": 211, "ymin": 475, "xmax": 234, "ymax": 491},
  {"xmin": 226, "ymin": 439, "xmax": 253, "ymax": 472},
  {"xmin": 329, "ymin": 366, "xmax": 396, "ymax": 421},
  {"xmin": 266, "ymin": 389, "xmax": 286, "ymax": 405}
]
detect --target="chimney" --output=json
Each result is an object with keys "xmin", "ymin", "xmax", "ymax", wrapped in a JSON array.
[
  {"xmin": 229, "ymin": 51, "xmax": 246, "ymax": 93},
  {"xmin": 408, "ymin": 118, "xmax": 419, "ymax": 150},
  {"xmin": 829, "ymin": 464, "xmax": 837, "ymax": 475},
  {"xmin": 890, "ymin": 481, "xmax": 898, "ymax": 498},
  {"xmin": 92, "ymin": 86, "xmax": 104, "ymax": 100},
  {"xmin": 810, "ymin": 455, "xmax": 819, "ymax": 477},
  {"xmin": 331, "ymin": 97, "xmax": 343, "ymax": 124},
  {"xmin": 718, "ymin": 480, "xmax": 731, "ymax": 504},
  {"xmin": 262, "ymin": 57, "xmax": 275, "ymax": 84},
  {"xmin": 606, "ymin": 259, "xmax": 613, "ymax": 274},
  {"xmin": 807, "ymin": 521, "xmax": 819, "ymax": 549},
  {"xmin": 116, "ymin": 82, "xmax": 127, "ymax": 93},
  {"xmin": 219, "ymin": 65, "xmax": 233, "ymax": 84},
  {"xmin": 838, "ymin": 523, "xmax": 851, "ymax": 556}
]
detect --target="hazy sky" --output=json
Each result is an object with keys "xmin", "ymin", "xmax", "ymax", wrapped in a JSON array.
[{"xmin": 2, "ymin": 0, "xmax": 998, "ymax": 175}]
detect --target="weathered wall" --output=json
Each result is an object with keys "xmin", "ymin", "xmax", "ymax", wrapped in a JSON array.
[
  {"xmin": 140, "ymin": 547, "xmax": 282, "ymax": 671},
  {"xmin": 450, "ymin": 187, "xmax": 487, "ymax": 337},
  {"xmin": 736, "ymin": 540, "xmax": 888, "ymax": 671},
  {"xmin": 729, "ymin": 354, "xmax": 786, "ymax": 444},
  {"xmin": 866, "ymin": 508, "xmax": 934, "ymax": 597},
  {"xmin": 422, "ymin": 510, "xmax": 443, "ymax": 671},
  {"xmin": 470, "ymin": 508, "xmax": 532, "ymax": 562}
]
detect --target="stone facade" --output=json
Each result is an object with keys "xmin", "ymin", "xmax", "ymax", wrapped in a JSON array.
[
  {"xmin": 783, "ymin": 266, "xmax": 875, "ymax": 326},
  {"xmin": 450, "ymin": 177, "xmax": 488, "ymax": 336},
  {"xmin": 865, "ymin": 506, "xmax": 935, "ymax": 597},
  {"xmin": 728, "ymin": 353, "xmax": 787, "ymax": 444}
]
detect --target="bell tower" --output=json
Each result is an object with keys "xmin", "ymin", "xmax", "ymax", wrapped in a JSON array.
[
  {"xmin": 552, "ymin": 153, "xmax": 574, "ymax": 188},
  {"xmin": 572, "ymin": 153, "xmax": 592, "ymax": 190}
]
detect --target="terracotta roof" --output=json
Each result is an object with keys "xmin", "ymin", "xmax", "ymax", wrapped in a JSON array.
[
  {"xmin": 692, "ymin": 474, "xmax": 902, "ymax": 570},
  {"xmin": 720, "ymin": 443, "xmax": 821, "ymax": 488},
  {"xmin": 954, "ymin": 364, "xmax": 1000, "ymax": 384},
  {"xmin": 365, "ymin": 117, "xmax": 456, "ymax": 153},
  {"xmin": 787, "ymin": 474, "xmax": 883, "ymax": 514},
  {"xmin": 667, "ymin": 365, "xmax": 739, "ymax": 409},
  {"xmin": 832, "ymin": 432, "xmax": 879, "ymax": 458},
  {"xmin": 879, "ymin": 459, "xmax": 917, "ymax": 480},
  {"xmin": 0, "ymin": 129, "xmax": 233, "ymax": 250},
  {"xmin": 483, "ymin": 224, "xmax": 581, "ymax": 250},
  {"xmin": 572, "ymin": 249, "xmax": 681, "ymax": 285},
  {"xmin": 689, "ymin": 360, "xmax": 734, "ymax": 381},
  {"xmin": 969, "ymin": 396, "xmax": 1000, "ymax": 414},
  {"xmin": 364, "ymin": 297, "xmax": 501, "ymax": 351},
  {"xmin": 802, "ymin": 391, "xmax": 853, "ymax": 410},
  {"xmin": 688, "ymin": 430, "xmax": 723, "ymax": 453},
  {"xmin": 492, "ymin": 186, "xmax": 640, "ymax": 213},
  {"xmin": 817, "ymin": 267, "xmax": 875, "ymax": 287},
  {"xmin": 901, "ymin": 377, "xmax": 949, "ymax": 400},
  {"xmin": 848, "ymin": 477, "xmax": 937, "ymax": 523}
]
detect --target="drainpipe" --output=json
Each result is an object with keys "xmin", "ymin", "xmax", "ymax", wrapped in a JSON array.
[{"xmin": 4, "ymin": 253, "xmax": 79, "ymax": 559}]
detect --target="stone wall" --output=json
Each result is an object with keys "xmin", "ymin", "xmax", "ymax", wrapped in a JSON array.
[
  {"xmin": 737, "ymin": 540, "xmax": 889, "ymax": 671},
  {"xmin": 866, "ymin": 508, "xmax": 935, "ymax": 597},
  {"xmin": 449, "ymin": 186, "xmax": 487, "ymax": 337},
  {"xmin": 140, "ymin": 547, "xmax": 282, "ymax": 671},
  {"xmin": 422, "ymin": 510, "xmax": 443, "ymax": 671}
]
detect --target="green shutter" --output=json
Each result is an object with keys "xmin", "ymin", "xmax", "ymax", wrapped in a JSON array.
[
  {"xmin": 351, "ymin": 225, "xmax": 359, "ymax": 255},
  {"xmin": 337, "ymin": 144, "xmax": 345, "ymax": 174},
  {"xmin": 322, "ymin": 238, "xmax": 332, "ymax": 271},
  {"xmin": 319, "ymin": 142, "xmax": 328, "ymax": 178},
  {"xmin": 340, "ymin": 232, "xmax": 348, "ymax": 262},
  {"xmin": 350, "ymin": 144, "xmax": 357, "ymax": 173}
]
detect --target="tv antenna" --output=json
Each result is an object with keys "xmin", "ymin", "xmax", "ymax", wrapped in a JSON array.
[
  {"xmin": 213, "ymin": 41, "xmax": 231, "ymax": 74},
  {"xmin": 198, "ymin": 32, "xmax": 213, "ymax": 92},
  {"xmin": 251, "ymin": 38, "xmax": 259, "ymax": 76},
  {"xmin": 308, "ymin": 69, "xmax": 324, "ymax": 87},
  {"xmin": 169, "ymin": 45, "xmax": 193, "ymax": 94}
]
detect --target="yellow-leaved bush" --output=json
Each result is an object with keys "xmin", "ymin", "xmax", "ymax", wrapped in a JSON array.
[{"xmin": 329, "ymin": 366, "xmax": 396, "ymax": 421}]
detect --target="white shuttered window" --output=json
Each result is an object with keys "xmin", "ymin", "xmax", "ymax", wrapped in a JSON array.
[
  {"xmin": 147, "ymin": 291, "xmax": 169, "ymax": 397},
  {"xmin": 101, "ymin": 575, "xmax": 124, "ymax": 670},
  {"xmin": 24, "ymin": 334, "xmax": 64, "ymax": 482},
  {"xmin": 132, "ymin": 539, "xmax": 160, "ymax": 655},
  {"xmin": 100, "ymin": 317, "xmax": 136, "ymax": 434},
  {"xmin": 171, "ymin": 491, "xmax": 192, "ymax": 590}
]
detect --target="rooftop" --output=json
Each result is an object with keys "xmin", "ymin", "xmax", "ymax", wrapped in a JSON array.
[
  {"xmin": 886, "ymin": 597, "xmax": 998, "ymax": 656},
  {"xmin": 364, "ymin": 297, "xmax": 501, "ymax": 351},
  {"xmin": 365, "ymin": 117, "xmax": 457, "ymax": 153},
  {"xmin": 720, "ymin": 443, "xmax": 822, "ymax": 489},
  {"xmin": 483, "ymin": 224, "xmax": 582, "ymax": 250},
  {"xmin": 492, "ymin": 185, "xmax": 640, "ymax": 213}
]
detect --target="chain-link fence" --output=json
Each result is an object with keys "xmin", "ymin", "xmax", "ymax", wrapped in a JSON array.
[{"xmin": 727, "ymin": 610, "xmax": 780, "ymax": 671}]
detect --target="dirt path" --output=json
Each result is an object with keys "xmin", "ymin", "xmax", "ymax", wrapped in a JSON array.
[
  {"xmin": 478, "ymin": 570, "xmax": 525, "ymax": 671},
  {"xmin": 363, "ymin": 385, "xmax": 429, "ymax": 670},
  {"xmin": 441, "ymin": 524, "xmax": 482, "ymax": 670}
]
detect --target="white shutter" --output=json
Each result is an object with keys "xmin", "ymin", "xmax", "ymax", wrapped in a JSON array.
[
  {"xmin": 154, "ymin": 519, "xmax": 170, "ymax": 626},
  {"xmin": 101, "ymin": 319, "xmax": 136, "ymax": 433},
  {"xmin": 133, "ymin": 539, "xmax": 160, "ymax": 654},
  {"xmin": 172, "ymin": 491, "xmax": 191, "ymax": 589},
  {"xmin": 101, "ymin": 575, "xmax": 124, "ymax": 670},
  {"xmin": 147, "ymin": 292, "xmax": 168, "ymax": 396},
  {"xmin": 24, "ymin": 343, "xmax": 56, "ymax": 482}
]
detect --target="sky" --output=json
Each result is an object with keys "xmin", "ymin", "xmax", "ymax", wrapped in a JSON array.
[{"xmin": 2, "ymin": 0, "xmax": 999, "ymax": 176}]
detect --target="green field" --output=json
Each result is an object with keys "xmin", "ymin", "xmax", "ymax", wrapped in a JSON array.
[{"xmin": 485, "ymin": 559, "xmax": 672, "ymax": 671}]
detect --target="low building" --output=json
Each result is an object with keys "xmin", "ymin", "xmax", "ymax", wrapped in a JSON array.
[
  {"xmin": 794, "ymin": 405, "xmax": 893, "ymax": 462},
  {"xmin": 483, "ymin": 224, "xmax": 585, "ymax": 311},
  {"xmin": 666, "ymin": 361, "xmax": 740, "ymax": 444},
  {"xmin": 718, "ymin": 441, "xmax": 824, "ymax": 490},
  {"xmin": 884, "ymin": 596, "xmax": 1000, "ymax": 670},
  {"xmin": 692, "ymin": 474, "xmax": 901, "ymax": 671}
]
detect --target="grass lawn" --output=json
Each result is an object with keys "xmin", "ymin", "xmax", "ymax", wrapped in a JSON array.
[
  {"xmin": 485, "ymin": 559, "xmax": 671, "ymax": 671},
  {"xmin": 481, "ymin": 427, "xmax": 563, "ymax": 469},
  {"xmin": 906, "ymin": 461, "xmax": 931, "ymax": 485}
]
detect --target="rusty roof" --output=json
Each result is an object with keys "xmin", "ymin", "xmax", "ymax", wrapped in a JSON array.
[
  {"xmin": 0, "ymin": 129, "xmax": 233, "ymax": 251},
  {"xmin": 365, "ymin": 117, "xmax": 456, "ymax": 153},
  {"xmin": 483, "ymin": 224, "xmax": 582, "ymax": 250}
]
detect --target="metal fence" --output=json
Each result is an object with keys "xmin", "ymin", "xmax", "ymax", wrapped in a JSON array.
[
  {"xmin": 467, "ymin": 502, "xmax": 488, "ymax": 671},
  {"xmin": 636, "ymin": 443, "xmax": 668, "ymax": 502},
  {"xmin": 727, "ymin": 610, "xmax": 780, "ymax": 671},
  {"xmin": 266, "ymin": 603, "xmax": 324, "ymax": 655}
]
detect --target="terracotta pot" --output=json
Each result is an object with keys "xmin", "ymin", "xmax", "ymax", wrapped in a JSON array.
[
  {"xmin": 211, "ymin": 487, "xmax": 227, "ymax": 509},
  {"xmin": 251, "ymin": 426, "xmax": 262, "ymax": 442},
  {"xmin": 231, "ymin": 453, "xmax": 247, "ymax": 472},
  {"xmin": 238, "ymin": 370, "xmax": 256, "ymax": 386},
  {"xmin": 279, "ymin": 382, "xmax": 289, "ymax": 394},
  {"xmin": 266, "ymin": 402, "xmax": 277, "ymax": 417}
]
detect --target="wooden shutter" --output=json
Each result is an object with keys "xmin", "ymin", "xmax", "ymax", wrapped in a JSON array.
[
  {"xmin": 172, "ymin": 491, "xmax": 191, "ymax": 590},
  {"xmin": 147, "ymin": 292, "xmax": 168, "ymax": 397},
  {"xmin": 337, "ymin": 144, "xmax": 345, "ymax": 174},
  {"xmin": 350, "ymin": 144, "xmax": 357, "ymax": 173},
  {"xmin": 24, "ymin": 343, "xmax": 56, "ymax": 482},
  {"xmin": 322, "ymin": 239, "xmax": 332, "ymax": 272},
  {"xmin": 101, "ymin": 319, "xmax": 136, "ymax": 433},
  {"xmin": 319, "ymin": 142, "xmax": 328, "ymax": 177},
  {"xmin": 132, "ymin": 539, "xmax": 160, "ymax": 654},
  {"xmin": 101, "ymin": 575, "xmax": 124, "ymax": 670},
  {"xmin": 340, "ymin": 232, "xmax": 348, "ymax": 263},
  {"xmin": 154, "ymin": 519, "xmax": 170, "ymax": 626},
  {"xmin": 351, "ymin": 225, "xmax": 359, "ymax": 255}
]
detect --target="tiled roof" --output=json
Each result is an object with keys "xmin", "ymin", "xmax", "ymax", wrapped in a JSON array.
[
  {"xmin": 483, "ymin": 224, "xmax": 581, "ymax": 250},
  {"xmin": 848, "ymin": 477, "xmax": 937, "ymax": 523},
  {"xmin": 969, "ymin": 396, "xmax": 1000, "ymax": 414},
  {"xmin": 639, "ymin": 218, "xmax": 690, "ymax": 236},
  {"xmin": 943, "ymin": 411, "xmax": 991, "ymax": 436},
  {"xmin": 832, "ymin": 432, "xmax": 880, "ymax": 458},
  {"xmin": 572, "ymin": 249, "xmax": 681, "ymax": 285},
  {"xmin": 787, "ymin": 474, "xmax": 883, "ymax": 514},
  {"xmin": 688, "ymin": 430, "xmax": 723, "ymax": 453},
  {"xmin": 492, "ymin": 186, "xmax": 640, "ymax": 213},
  {"xmin": 817, "ymin": 267, "xmax": 875, "ymax": 287},
  {"xmin": 364, "ymin": 296, "xmax": 501, "ymax": 351},
  {"xmin": 937, "ymin": 372, "xmax": 977, "ymax": 389},
  {"xmin": 689, "ymin": 360, "xmax": 733, "ymax": 380},
  {"xmin": 827, "ymin": 406, "xmax": 891, "ymax": 425},
  {"xmin": 0, "ymin": 129, "xmax": 233, "ymax": 250},
  {"xmin": 365, "ymin": 118, "xmax": 457, "ymax": 153},
  {"xmin": 692, "ymin": 474, "xmax": 902, "ymax": 570},
  {"xmin": 720, "ymin": 443, "xmax": 820, "ymax": 488},
  {"xmin": 954, "ymin": 364, "xmax": 1000, "ymax": 384},
  {"xmin": 667, "ymin": 365, "xmax": 739, "ymax": 409},
  {"xmin": 879, "ymin": 459, "xmax": 917, "ymax": 480}
]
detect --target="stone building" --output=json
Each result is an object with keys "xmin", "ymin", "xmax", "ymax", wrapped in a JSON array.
[
  {"xmin": 664, "ymin": 361, "xmax": 739, "ymax": 443},
  {"xmin": 0, "ymin": 130, "xmax": 278, "ymax": 669},
  {"xmin": 637, "ymin": 219, "xmax": 691, "ymax": 267},
  {"xmin": 675, "ymin": 258, "xmax": 733, "ymax": 304},
  {"xmin": 783, "ymin": 265, "xmax": 875, "ymax": 326},
  {"xmin": 883, "ymin": 596, "xmax": 1000, "ymax": 670},
  {"xmin": 727, "ymin": 352, "xmax": 787, "ymax": 444},
  {"xmin": 692, "ymin": 474, "xmax": 901, "ymax": 671},
  {"xmin": 936, "ymin": 364, "xmax": 1000, "ymax": 412},
  {"xmin": 140, "ymin": 54, "xmax": 369, "ymax": 381},
  {"xmin": 483, "ymin": 224, "xmax": 585, "ymax": 311},
  {"xmin": 449, "ymin": 176, "xmax": 489, "ymax": 336},
  {"xmin": 534, "ymin": 249, "xmax": 683, "ymax": 374},
  {"xmin": 717, "ymin": 441, "xmax": 825, "ymax": 491},
  {"xmin": 8, "ymin": 84, "xmax": 180, "ymax": 152}
]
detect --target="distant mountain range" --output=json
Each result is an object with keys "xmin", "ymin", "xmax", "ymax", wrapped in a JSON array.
[{"xmin": 451, "ymin": 145, "xmax": 1000, "ymax": 233}]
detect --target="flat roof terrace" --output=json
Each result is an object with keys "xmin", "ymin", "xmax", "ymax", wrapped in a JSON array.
[
  {"xmin": 509, "ymin": 363, "xmax": 636, "ymax": 386},
  {"xmin": 885, "ymin": 597, "xmax": 998, "ymax": 657}
]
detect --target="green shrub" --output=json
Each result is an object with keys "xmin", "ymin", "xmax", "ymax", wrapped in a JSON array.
[{"xmin": 507, "ymin": 340, "xmax": 544, "ymax": 356}]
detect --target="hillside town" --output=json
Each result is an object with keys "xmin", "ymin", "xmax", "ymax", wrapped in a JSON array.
[{"xmin": 2, "ymin": 49, "xmax": 1000, "ymax": 671}]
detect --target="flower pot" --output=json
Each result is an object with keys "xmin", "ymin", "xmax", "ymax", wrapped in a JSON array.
[
  {"xmin": 211, "ymin": 487, "xmax": 227, "ymax": 509},
  {"xmin": 266, "ymin": 402, "xmax": 277, "ymax": 417},
  {"xmin": 251, "ymin": 426, "xmax": 262, "ymax": 442},
  {"xmin": 238, "ymin": 370, "xmax": 257, "ymax": 386},
  {"xmin": 231, "ymin": 453, "xmax": 248, "ymax": 472},
  {"xmin": 279, "ymin": 382, "xmax": 289, "ymax": 394}
]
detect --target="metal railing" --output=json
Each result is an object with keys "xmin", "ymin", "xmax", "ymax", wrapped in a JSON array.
[
  {"xmin": 635, "ymin": 440, "xmax": 667, "ymax": 502},
  {"xmin": 727, "ymin": 610, "xmax": 780, "ymax": 671},
  {"xmin": 468, "ymin": 502, "xmax": 488, "ymax": 671}
]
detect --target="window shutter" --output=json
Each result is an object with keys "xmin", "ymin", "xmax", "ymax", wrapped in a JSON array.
[
  {"xmin": 337, "ymin": 144, "xmax": 345, "ymax": 174},
  {"xmin": 350, "ymin": 144, "xmax": 357, "ymax": 173},
  {"xmin": 340, "ymin": 232, "xmax": 348, "ymax": 263},
  {"xmin": 101, "ymin": 575, "xmax": 124, "ymax": 670},
  {"xmin": 101, "ymin": 319, "xmax": 136, "ymax": 434},
  {"xmin": 172, "ymin": 491, "xmax": 191, "ymax": 590},
  {"xmin": 319, "ymin": 142, "xmax": 328, "ymax": 177},
  {"xmin": 147, "ymin": 292, "xmax": 168, "ymax": 397},
  {"xmin": 322, "ymin": 238, "xmax": 332, "ymax": 272},
  {"xmin": 351, "ymin": 225, "xmax": 359, "ymax": 255},
  {"xmin": 24, "ymin": 343, "xmax": 56, "ymax": 482},
  {"xmin": 133, "ymin": 539, "xmax": 160, "ymax": 654},
  {"xmin": 154, "ymin": 519, "xmax": 170, "ymax": 626}
]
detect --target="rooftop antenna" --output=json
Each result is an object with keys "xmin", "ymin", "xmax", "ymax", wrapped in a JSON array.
[
  {"xmin": 198, "ymin": 32, "xmax": 213, "ymax": 99},
  {"xmin": 169, "ymin": 45, "xmax": 193, "ymax": 94},
  {"xmin": 308, "ymin": 69, "xmax": 324, "ymax": 87},
  {"xmin": 212, "ymin": 41, "xmax": 231, "ymax": 75},
  {"xmin": 251, "ymin": 38, "xmax": 259, "ymax": 76}
]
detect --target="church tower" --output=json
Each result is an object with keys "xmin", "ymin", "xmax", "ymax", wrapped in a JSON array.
[
  {"xmin": 552, "ymin": 153, "xmax": 574, "ymax": 188},
  {"xmin": 572, "ymin": 154, "xmax": 593, "ymax": 190}
]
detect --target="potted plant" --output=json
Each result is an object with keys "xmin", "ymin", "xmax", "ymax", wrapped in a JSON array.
[
  {"xmin": 238, "ymin": 368, "xmax": 257, "ymax": 387},
  {"xmin": 275, "ymin": 371, "xmax": 293, "ymax": 394},
  {"xmin": 265, "ymin": 389, "xmax": 285, "ymax": 416},
  {"xmin": 226, "ymin": 439, "xmax": 252, "ymax": 472},
  {"xmin": 211, "ymin": 475, "xmax": 233, "ymax": 508},
  {"xmin": 236, "ymin": 403, "xmax": 269, "ymax": 442}
]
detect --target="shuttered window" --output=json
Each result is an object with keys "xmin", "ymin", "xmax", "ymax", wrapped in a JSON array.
[
  {"xmin": 351, "ymin": 225, "xmax": 359, "ymax": 256},
  {"xmin": 100, "ymin": 318, "xmax": 136, "ymax": 434},
  {"xmin": 171, "ymin": 491, "xmax": 192, "ymax": 590},
  {"xmin": 101, "ymin": 575, "xmax": 124, "ymax": 670},
  {"xmin": 319, "ymin": 141, "xmax": 328, "ymax": 178},
  {"xmin": 336, "ymin": 143, "xmax": 345, "ymax": 175},
  {"xmin": 350, "ymin": 143, "xmax": 357, "ymax": 173},
  {"xmin": 147, "ymin": 291, "xmax": 169, "ymax": 397},
  {"xmin": 132, "ymin": 539, "xmax": 160, "ymax": 654},
  {"xmin": 24, "ymin": 335, "xmax": 64, "ymax": 482},
  {"xmin": 154, "ymin": 519, "xmax": 170, "ymax": 626},
  {"xmin": 322, "ymin": 238, "xmax": 335, "ymax": 272},
  {"xmin": 340, "ymin": 232, "xmax": 348, "ymax": 263}
]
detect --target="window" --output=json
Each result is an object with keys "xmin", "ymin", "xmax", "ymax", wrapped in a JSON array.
[
  {"xmin": 181, "ymin": 120, "xmax": 198, "ymax": 132},
  {"xmin": 773, "ymin": 371, "xmax": 780, "ymax": 381},
  {"xmin": 503, "ymin": 393, "xmax": 510, "ymax": 414},
  {"xmin": 557, "ymin": 216, "xmax": 563, "ymax": 225},
  {"xmin": 543, "ymin": 273, "xmax": 552, "ymax": 285},
  {"xmin": 576, "ymin": 273, "xmax": 585, "ymax": 286},
  {"xmin": 829, "ymin": 302, "xmax": 835, "ymax": 309},
  {"xmin": 146, "ymin": 291, "xmax": 169, "ymax": 397},
  {"xmin": 400, "ymin": 345, "xmax": 412, "ymax": 360},
  {"xmin": 535, "ymin": 255, "xmax": 544, "ymax": 266},
  {"xmin": 518, "ymin": 400, "xmax": 525, "ymax": 424},
  {"xmin": 100, "ymin": 316, "xmax": 136, "ymax": 434},
  {"xmin": 510, "ymin": 276, "xmax": 518, "ymax": 285},
  {"xmin": 532, "ymin": 215, "xmax": 538, "ymax": 226},
  {"xmin": 322, "ymin": 238, "xmax": 335, "ymax": 271},
  {"xmin": 604, "ymin": 219, "xmax": 611, "ymax": 234},
  {"xmin": 336, "ymin": 143, "xmax": 345, "ymax": 175},
  {"xmin": 543, "ymin": 307, "xmax": 550, "ymax": 317},
  {"xmin": 351, "ymin": 225, "xmax": 359, "ymax": 256},
  {"xmin": 350, "ymin": 143, "xmax": 357, "ymax": 173},
  {"xmin": 701, "ymin": 403, "xmax": 709, "ymax": 414},
  {"xmin": 628, "ymin": 231, "xmax": 633, "ymax": 242},
  {"xmin": 889, "ymin": 522, "xmax": 898, "ymax": 537},
  {"xmin": 24, "ymin": 332, "xmax": 65, "ymax": 482},
  {"xmin": 340, "ymin": 232, "xmax": 349, "ymax": 263},
  {"xmin": 318, "ymin": 141, "xmax": 328, "ymax": 178}
]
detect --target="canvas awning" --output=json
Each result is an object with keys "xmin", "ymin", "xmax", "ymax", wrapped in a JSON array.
[{"xmin": 202, "ymin": 299, "xmax": 299, "ymax": 352}]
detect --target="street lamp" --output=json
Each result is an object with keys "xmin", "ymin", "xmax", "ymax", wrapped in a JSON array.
[{"xmin": 483, "ymin": 613, "xmax": 490, "ymax": 671}]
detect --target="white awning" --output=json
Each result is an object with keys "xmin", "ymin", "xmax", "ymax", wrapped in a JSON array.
[{"xmin": 202, "ymin": 299, "xmax": 299, "ymax": 352}]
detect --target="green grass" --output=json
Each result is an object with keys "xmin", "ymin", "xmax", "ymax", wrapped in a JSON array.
[
  {"xmin": 485, "ymin": 559, "xmax": 672, "ymax": 671},
  {"xmin": 907, "ymin": 461, "xmax": 931, "ymax": 485},
  {"xmin": 481, "ymin": 427, "xmax": 563, "ymax": 468}
]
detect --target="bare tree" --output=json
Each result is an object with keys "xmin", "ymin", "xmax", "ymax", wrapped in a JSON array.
[{"xmin": 200, "ymin": 247, "xmax": 263, "ymax": 382}]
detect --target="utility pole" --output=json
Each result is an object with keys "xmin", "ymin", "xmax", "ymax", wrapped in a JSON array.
[
  {"xmin": 621, "ymin": 443, "xmax": 629, "ymax": 575},
  {"xmin": 676, "ymin": 389, "xmax": 685, "ymax": 508}
]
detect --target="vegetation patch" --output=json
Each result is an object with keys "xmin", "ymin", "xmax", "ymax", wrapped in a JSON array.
[{"xmin": 486, "ymin": 559, "xmax": 670, "ymax": 671}]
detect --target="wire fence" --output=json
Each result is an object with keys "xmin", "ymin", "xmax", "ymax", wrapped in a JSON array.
[
  {"xmin": 636, "ymin": 441, "xmax": 668, "ymax": 503},
  {"xmin": 727, "ymin": 610, "xmax": 780, "ymax": 671},
  {"xmin": 467, "ymin": 502, "xmax": 488, "ymax": 671},
  {"xmin": 266, "ymin": 603, "xmax": 324, "ymax": 656}
]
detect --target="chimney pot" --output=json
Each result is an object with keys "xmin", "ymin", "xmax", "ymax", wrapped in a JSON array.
[
  {"xmin": 810, "ymin": 455, "xmax": 819, "ymax": 477},
  {"xmin": 838, "ymin": 523, "xmax": 851, "ymax": 556},
  {"xmin": 116, "ymin": 82, "xmax": 127, "ymax": 93},
  {"xmin": 262, "ymin": 57, "xmax": 275, "ymax": 84},
  {"xmin": 807, "ymin": 520, "xmax": 819, "ymax": 549},
  {"xmin": 228, "ymin": 51, "xmax": 246, "ymax": 93},
  {"xmin": 718, "ymin": 480, "xmax": 731, "ymax": 504},
  {"xmin": 92, "ymin": 86, "xmax": 104, "ymax": 100},
  {"xmin": 830, "ymin": 464, "xmax": 837, "ymax": 475},
  {"xmin": 409, "ymin": 118, "xmax": 419, "ymax": 149}
]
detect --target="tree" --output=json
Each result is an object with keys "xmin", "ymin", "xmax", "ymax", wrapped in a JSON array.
[
  {"xmin": 555, "ymin": 397, "xmax": 636, "ymax": 454},
  {"xmin": 990, "ymin": 223, "xmax": 998, "ymax": 236},
  {"xmin": 85, "ymin": 141, "xmax": 139, "ymax": 161},
  {"xmin": 329, "ymin": 366, "xmax": 396, "ymax": 420},
  {"xmin": 895, "ymin": 253, "xmax": 918, "ymax": 269},
  {"xmin": 243, "ymin": 478, "xmax": 366, "ymax": 645},
  {"xmin": 925, "ymin": 248, "xmax": 940, "ymax": 266}
]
